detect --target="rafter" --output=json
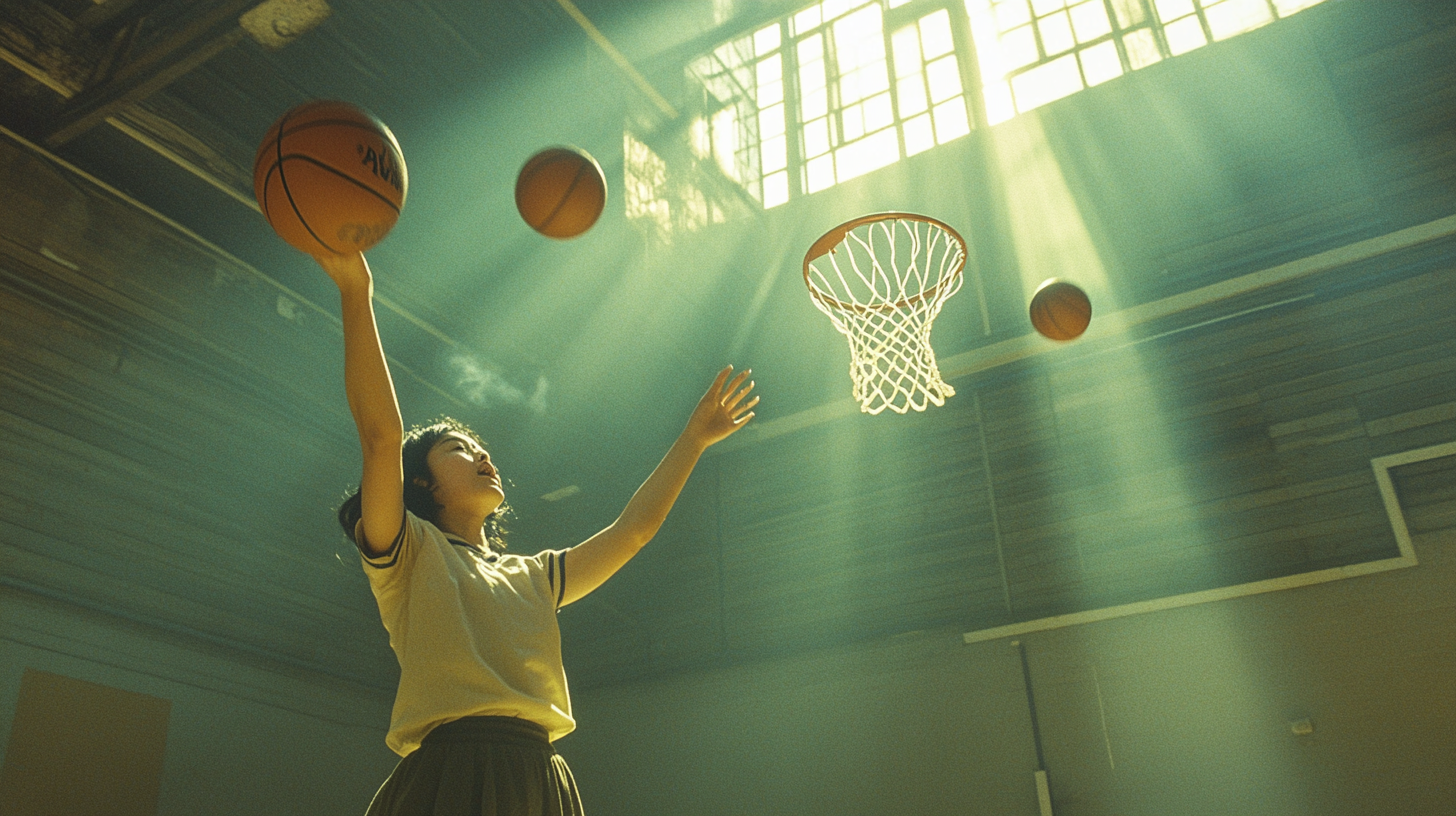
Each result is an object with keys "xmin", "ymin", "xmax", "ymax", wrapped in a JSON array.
[{"xmin": 43, "ymin": 0, "xmax": 258, "ymax": 147}]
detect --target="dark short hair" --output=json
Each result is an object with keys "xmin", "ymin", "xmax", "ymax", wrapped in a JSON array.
[{"xmin": 336, "ymin": 418, "xmax": 510, "ymax": 552}]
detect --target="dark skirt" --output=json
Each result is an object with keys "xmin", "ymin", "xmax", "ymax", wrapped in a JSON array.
[{"xmin": 365, "ymin": 717, "xmax": 584, "ymax": 816}]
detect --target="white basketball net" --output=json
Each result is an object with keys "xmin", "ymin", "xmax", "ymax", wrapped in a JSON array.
[{"xmin": 805, "ymin": 215, "xmax": 965, "ymax": 415}]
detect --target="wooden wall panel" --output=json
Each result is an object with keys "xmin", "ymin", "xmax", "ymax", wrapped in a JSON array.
[
  {"xmin": 0, "ymin": 136, "xmax": 401, "ymax": 690},
  {"xmin": 689, "ymin": 243, "xmax": 1450, "ymax": 666},
  {"xmin": 1391, "ymin": 454, "xmax": 1456, "ymax": 536}
]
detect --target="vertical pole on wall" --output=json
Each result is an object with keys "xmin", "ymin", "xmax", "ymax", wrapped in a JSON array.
[
  {"xmin": 1034, "ymin": 769, "xmax": 1054, "ymax": 816},
  {"xmin": 1014, "ymin": 640, "xmax": 1055, "ymax": 816}
]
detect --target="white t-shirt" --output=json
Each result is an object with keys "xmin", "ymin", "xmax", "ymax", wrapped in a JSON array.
[{"xmin": 359, "ymin": 511, "xmax": 575, "ymax": 756}]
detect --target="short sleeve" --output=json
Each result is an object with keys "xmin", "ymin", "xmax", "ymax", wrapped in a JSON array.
[
  {"xmin": 533, "ymin": 549, "xmax": 568, "ymax": 609},
  {"xmin": 356, "ymin": 512, "xmax": 411, "ymax": 572}
]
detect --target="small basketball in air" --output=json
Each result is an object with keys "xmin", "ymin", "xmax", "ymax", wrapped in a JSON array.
[
  {"xmin": 515, "ymin": 147, "xmax": 607, "ymax": 239},
  {"xmin": 253, "ymin": 100, "xmax": 408, "ymax": 255},
  {"xmin": 1029, "ymin": 278, "xmax": 1092, "ymax": 341}
]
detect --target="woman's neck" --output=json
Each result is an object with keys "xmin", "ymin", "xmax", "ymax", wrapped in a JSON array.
[{"xmin": 435, "ymin": 507, "xmax": 488, "ymax": 548}]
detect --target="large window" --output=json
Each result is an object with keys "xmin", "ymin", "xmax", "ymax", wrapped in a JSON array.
[
  {"xmin": 677, "ymin": 0, "xmax": 976, "ymax": 209},
  {"xmin": 624, "ymin": 0, "xmax": 1330, "ymax": 233},
  {"xmin": 795, "ymin": 2, "xmax": 975, "ymax": 194},
  {"xmin": 969, "ymin": 0, "xmax": 1330, "ymax": 123}
]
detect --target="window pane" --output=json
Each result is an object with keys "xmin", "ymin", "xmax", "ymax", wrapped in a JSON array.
[
  {"xmin": 892, "ymin": 25, "xmax": 923, "ymax": 77},
  {"xmin": 1154, "ymin": 0, "xmax": 1195, "ymax": 22},
  {"xmin": 860, "ymin": 62, "xmax": 891, "ymax": 95},
  {"xmin": 926, "ymin": 55, "xmax": 964, "ymax": 103},
  {"xmin": 757, "ymin": 54, "xmax": 782, "ymax": 85},
  {"xmin": 1069, "ymin": 0, "xmax": 1111, "ymax": 42},
  {"xmin": 803, "ymin": 117, "xmax": 831, "ymax": 157},
  {"xmin": 806, "ymin": 154, "xmax": 836, "ymax": 192},
  {"xmin": 1039, "ymin": 10, "xmax": 1075, "ymax": 54},
  {"xmin": 933, "ymin": 98, "xmax": 972, "ymax": 142},
  {"xmin": 1123, "ymin": 26, "xmax": 1162, "ymax": 69},
  {"xmin": 1164, "ymin": 15, "xmax": 1207, "ymax": 53},
  {"xmin": 759, "ymin": 78, "xmax": 784, "ymax": 106},
  {"xmin": 994, "ymin": 0, "xmax": 1032, "ymax": 32},
  {"xmin": 802, "ymin": 86, "xmax": 829, "ymax": 119},
  {"xmin": 798, "ymin": 33, "xmax": 824, "ymax": 68},
  {"xmin": 842, "ymin": 102, "xmax": 865, "ymax": 141},
  {"xmin": 865, "ymin": 92, "xmax": 894, "ymax": 130},
  {"xmin": 919, "ymin": 9, "xmax": 955, "ymax": 58},
  {"xmin": 763, "ymin": 170, "xmax": 789, "ymax": 208},
  {"xmin": 833, "ymin": 4, "xmax": 884, "ymax": 60},
  {"xmin": 1011, "ymin": 52, "xmax": 1082, "ymax": 111},
  {"xmin": 754, "ymin": 24, "xmax": 781, "ymax": 56},
  {"xmin": 1205, "ymin": 0, "xmax": 1274, "ymax": 40},
  {"xmin": 971, "ymin": 11, "xmax": 1010, "ymax": 81},
  {"xmin": 759, "ymin": 103, "xmax": 785, "ymax": 138},
  {"xmin": 904, "ymin": 113, "xmax": 935, "ymax": 155},
  {"xmin": 984, "ymin": 80, "xmax": 1016, "ymax": 124},
  {"xmin": 762, "ymin": 134, "xmax": 787, "ymax": 172},
  {"xmin": 822, "ymin": 0, "xmax": 863, "ymax": 23},
  {"xmin": 793, "ymin": 5, "xmax": 822, "ymax": 35},
  {"xmin": 1002, "ymin": 25, "xmax": 1039, "ymax": 69},
  {"xmin": 898, "ymin": 76, "xmax": 929, "ymax": 115},
  {"xmin": 1030, "ymin": 0, "xmax": 1066, "ymax": 15},
  {"xmin": 1078, "ymin": 39, "xmax": 1122, "ymax": 85},
  {"xmin": 835, "ymin": 126, "xmax": 900, "ymax": 182}
]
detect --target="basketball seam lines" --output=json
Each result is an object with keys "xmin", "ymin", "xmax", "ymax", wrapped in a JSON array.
[
  {"xmin": 272, "ymin": 107, "xmax": 338, "ymax": 253},
  {"xmin": 537, "ymin": 164, "xmax": 588, "ymax": 232},
  {"xmin": 268, "ymin": 155, "xmax": 402, "ymax": 255},
  {"xmin": 264, "ymin": 105, "xmax": 402, "ymax": 255},
  {"xmin": 277, "ymin": 155, "xmax": 403, "ymax": 214}
]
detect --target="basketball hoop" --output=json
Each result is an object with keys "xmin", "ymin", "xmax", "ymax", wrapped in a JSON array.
[{"xmin": 803, "ymin": 212, "xmax": 966, "ymax": 415}]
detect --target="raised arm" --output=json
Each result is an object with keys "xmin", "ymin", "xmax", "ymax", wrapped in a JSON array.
[
  {"xmin": 314, "ymin": 252, "xmax": 405, "ymax": 557},
  {"xmin": 560, "ymin": 366, "xmax": 758, "ymax": 606}
]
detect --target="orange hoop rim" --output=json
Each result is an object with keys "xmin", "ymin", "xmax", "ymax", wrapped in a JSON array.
[{"xmin": 802, "ymin": 212, "xmax": 968, "ymax": 314}]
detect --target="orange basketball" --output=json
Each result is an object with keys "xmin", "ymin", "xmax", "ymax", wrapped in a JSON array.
[
  {"xmin": 253, "ymin": 100, "xmax": 408, "ymax": 255},
  {"xmin": 515, "ymin": 147, "xmax": 607, "ymax": 239},
  {"xmin": 1029, "ymin": 278, "xmax": 1092, "ymax": 341}
]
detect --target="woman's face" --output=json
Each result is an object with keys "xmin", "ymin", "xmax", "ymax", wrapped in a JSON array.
[{"xmin": 424, "ymin": 431, "xmax": 505, "ymax": 516}]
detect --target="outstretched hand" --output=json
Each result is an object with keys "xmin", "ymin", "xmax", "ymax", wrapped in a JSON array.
[
  {"xmin": 311, "ymin": 251, "xmax": 372, "ymax": 293},
  {"xmin": 683, "ymin": 365, "xmax": 759, "ymax": 450}
]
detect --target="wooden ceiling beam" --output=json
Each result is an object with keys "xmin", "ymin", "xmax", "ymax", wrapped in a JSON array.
[
  {"xmin": 74, "ymin": 0, "xmax": 163, "ymax": 35},
  {"xmin": 0, "ymin": 0, "xmax": 93, "ymax": 95},
  {"xmin": 0, "ymin": 8, "xmax": 255, "ymax": 208},
  {"xmin": 43, "ymin": 0, "xmax": 257, "ymax": 147}
]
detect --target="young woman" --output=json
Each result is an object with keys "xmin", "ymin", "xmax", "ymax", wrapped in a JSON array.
[{"xmin": 313, "ymin": 251, "xmax": 758, "ymax": 816}]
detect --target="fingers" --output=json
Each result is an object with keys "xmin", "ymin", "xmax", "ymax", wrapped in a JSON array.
[
  {"xmin": 724, "ymin": 380, "xmax": 755, "ymax": 411},
  {"xmin": 710, "ymin": 365, "xmax": 734, "ymax": 392},
  {"xmin": 730, "ymin": 395, "xmax": 760, "ymax": 419},
  {"xmin": 702, "ymin": 365, "xmax": 759, "ymax": 439},
  {"xmin": 719, "ymin": 367, "xmax": 750, "ymax": 398}
]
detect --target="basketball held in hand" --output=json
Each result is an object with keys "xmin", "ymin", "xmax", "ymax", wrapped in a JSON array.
[
  {"xmin": 253, "ymin": 100, "xmax": 408, "ymax": 255},
  {"xmin": 515, "ymin": 147, "xmax": 607, "ymax": 239},
  {"xmin": 1029, "ymin": 278, "xmax": 1092, "ymax": 341}
]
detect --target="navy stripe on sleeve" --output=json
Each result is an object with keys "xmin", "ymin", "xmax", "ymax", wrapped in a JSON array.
[
  {"xmin": 361, "ymin": 515, "xmax": 407, "ymax": 569},
  {"xmin": 557, "ymin": 551, "xmax": 567, "ymax": 608}
]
